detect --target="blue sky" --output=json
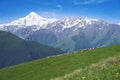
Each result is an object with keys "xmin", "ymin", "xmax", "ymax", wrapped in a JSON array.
[{"xmin": 0, "ymin": 0, "xmax": 120, "ymax": 23}]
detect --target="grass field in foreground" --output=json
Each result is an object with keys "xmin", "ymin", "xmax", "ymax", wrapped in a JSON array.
[
  {"xmin": 0, "ymin": 44, "xmax": 120, "ymax": 80},
  {"xmin": 52, "ymin": 56, "xmax": 120, "ymax": 80}
]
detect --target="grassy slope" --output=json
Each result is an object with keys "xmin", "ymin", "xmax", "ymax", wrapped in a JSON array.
[
  {"xmin": 0, "ymin": 44, "xmax": 120, "ymax": 80},
  {"xmin": 53, "ymin": 56, "xmax": 120, "ymax": 80}
]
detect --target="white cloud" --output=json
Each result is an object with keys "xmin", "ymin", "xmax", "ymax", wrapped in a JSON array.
[
  {"xmin": 73, "ymin": 0, "xmax": 110, "ymax": 5},
  {"xmin": 56, "ymin": 4, "xmax": 62, "ymax": 10}
]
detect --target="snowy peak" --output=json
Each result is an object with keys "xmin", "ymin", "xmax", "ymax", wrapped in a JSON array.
[
  {"xmin": 0, "ymin": 12, "xmax": 108, "ymax": 32},
  {"xmin": 55, "ymin": 17, "xmax": 101, "ymax": 29},
  {"xmin": 5, "ymin": 12, "xmax": 58, "ymax": 27},
  {"xmin": 0, "ymin": 12, "xmax": 59, "ymax": 32},
  {"xmin": 25, "ymin": 12, "xmax": 46, "ymax": 20},
  {"xmin": 28, "ymin": 12, "xmax": 40, "ymax": 17}
]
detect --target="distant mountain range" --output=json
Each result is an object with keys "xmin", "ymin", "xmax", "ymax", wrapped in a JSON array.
[
  {"xmin": 0, "ymin": 12, "xmax": 120, "ymax": 52},
  {"xmin": 0, "ymin": 31, "xmax": 64, "ymax": 68}
]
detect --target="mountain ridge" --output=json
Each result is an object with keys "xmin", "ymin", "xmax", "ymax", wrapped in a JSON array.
[
  {"xmin": 0, "ymin": 12, "xmax": 104, "ymax": 30},
  {"xmin": 0, "ymin": 30, "xmax": 64, "ymax": 68},
  {"xmin": 0, "ymin": 12, "xmax": 120, "ymax": 52}
]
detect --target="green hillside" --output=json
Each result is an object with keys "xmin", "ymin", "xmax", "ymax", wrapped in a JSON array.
[
  {"xmin": 53, "ymin": 57, "xmax": 120, "ymax": 80},
  {"xmin": 0, "ymin": 44, "xmax": 120, "ymax": 80}
]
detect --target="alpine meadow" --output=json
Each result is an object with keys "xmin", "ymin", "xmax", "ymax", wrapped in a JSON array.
[{"xmin": 0, "ymin": 0, "xmax": 120, "ymax": 80}]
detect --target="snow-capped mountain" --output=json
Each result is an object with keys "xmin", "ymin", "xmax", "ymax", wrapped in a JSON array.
[
  {"xmin": 0, "ymin": 12, "xmax": 103, "ymax": 31},
  {"xmin": 0, "ymin": 12, "xmax": 58, "ymax": 31},
  {"xmin": 10, "ymin": 12, "xmax": 57, "ymax": 26},
  {"xmin": 0, "ymin": 12, "xmax": 120, "ymax": 52},
  {"xmin": 55, "ymin": 17, "xmax": 100, "ymax": 28}
]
